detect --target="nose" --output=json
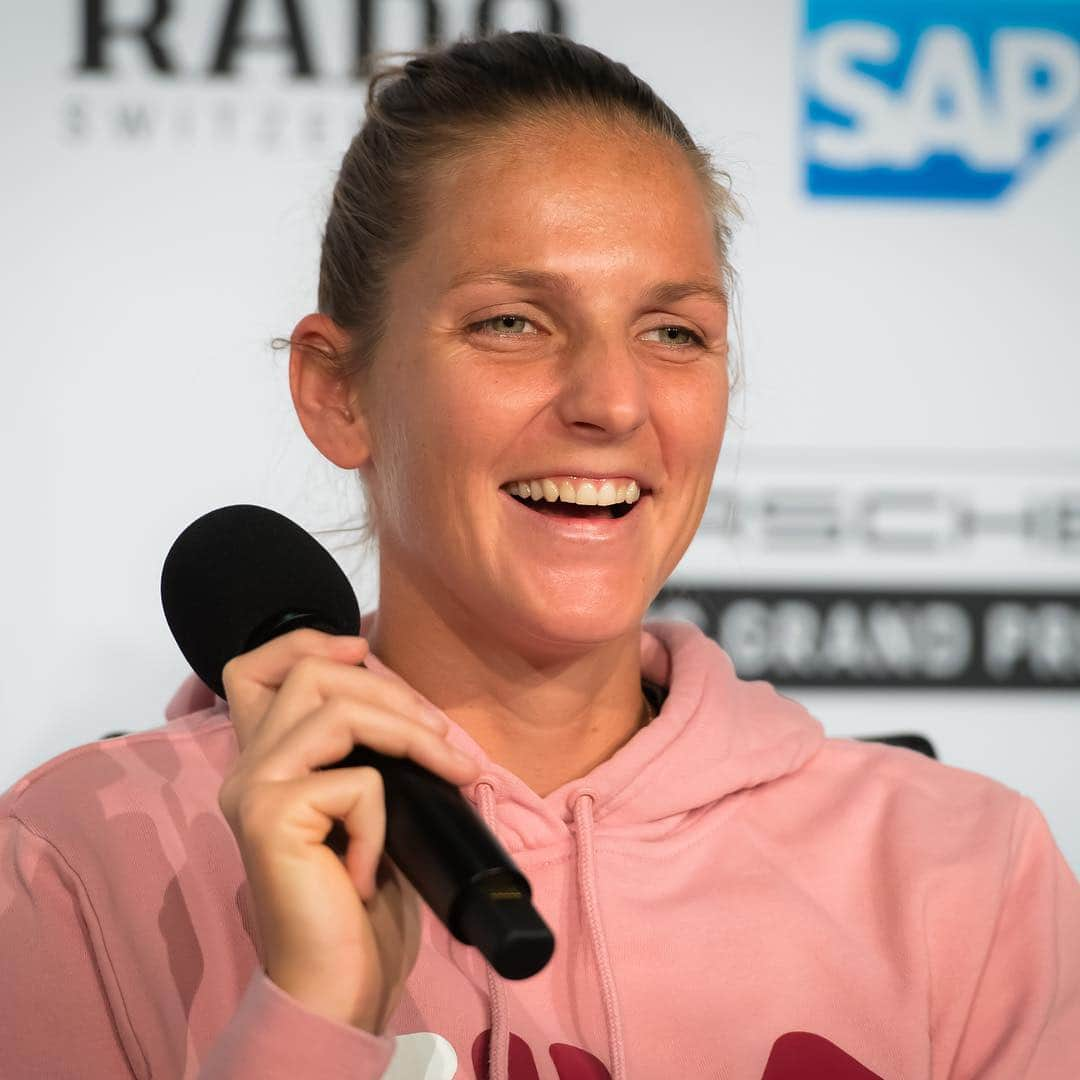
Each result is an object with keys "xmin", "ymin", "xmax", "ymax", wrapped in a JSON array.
[{"xmin": 553, "ymin": 333, "xmax": 649, "ymax": 439}]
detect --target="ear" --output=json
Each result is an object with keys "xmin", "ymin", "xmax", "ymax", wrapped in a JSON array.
[{"xmin": 288, "ymin": 313, "xmax": 373, "ymax": 469}]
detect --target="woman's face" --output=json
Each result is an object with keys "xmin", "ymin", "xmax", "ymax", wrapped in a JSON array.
[{"xmin": 359, "ymin": 118, "xmax": 729, "ymax": 656}]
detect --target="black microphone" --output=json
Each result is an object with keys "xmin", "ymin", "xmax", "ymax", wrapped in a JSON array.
[{"xmin": 160, "ymin": 503, "xmax": 554, "ymax": 980}]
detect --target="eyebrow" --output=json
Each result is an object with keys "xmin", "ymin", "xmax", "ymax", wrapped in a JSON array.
[{"xmin": 447, "ymin": 268, "xmax": 728, "ymax": 308}]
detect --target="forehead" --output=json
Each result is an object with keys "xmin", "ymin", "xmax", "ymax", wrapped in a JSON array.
[{"xmin": 417, "ymin": 118, "xmax": 720, "ymax": 285}]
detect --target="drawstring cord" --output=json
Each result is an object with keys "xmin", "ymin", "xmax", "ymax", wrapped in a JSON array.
[
  {"xmin": 574, "ymin": 794, "xmax": 627, "ymax": 1080},
  {"xmin": 474, "ymin": 783, "xmax": 627, "ymax": 1080},
  {"xmin": 476, "ymin": 782, "xmax": 510, "ymax": 1080}
]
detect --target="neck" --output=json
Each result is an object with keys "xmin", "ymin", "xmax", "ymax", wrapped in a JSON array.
[{"xmin": 369, "ymin": 565, "xmax": 646, "ymax": 797}]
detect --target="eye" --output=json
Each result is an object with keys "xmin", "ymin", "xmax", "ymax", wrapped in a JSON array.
[
  {"xmin": 468, "ymin": 314, "xmax": 539, "ymax": 336},
  {"xmin": 641, "ymin": 325, "xmax": 704, "ymax": 347}
]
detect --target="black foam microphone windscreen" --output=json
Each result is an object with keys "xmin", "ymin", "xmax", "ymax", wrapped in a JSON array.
[{"xmin": 161, "ymin": 504, "xmax": 360, "ymax": 699}]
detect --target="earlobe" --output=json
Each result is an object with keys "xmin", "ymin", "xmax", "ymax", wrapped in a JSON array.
[{"xmin": 288, "ymin": 313, "xmax": 374, "ymax": 469}]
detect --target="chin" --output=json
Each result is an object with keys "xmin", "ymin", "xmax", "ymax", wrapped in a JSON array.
[{"xmin": 504, "ymin": 589, "xmax": 648, "ymax": 655}]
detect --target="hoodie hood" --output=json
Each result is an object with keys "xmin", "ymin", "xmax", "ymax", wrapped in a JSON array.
[{"xmin": 166, "ymin": 619, "xmax": 825, "ymax": 833}]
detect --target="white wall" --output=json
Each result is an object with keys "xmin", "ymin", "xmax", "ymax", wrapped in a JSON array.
[{"xmin": 2, "ymin": 1, "xmax": 1077, "ymax": 869}]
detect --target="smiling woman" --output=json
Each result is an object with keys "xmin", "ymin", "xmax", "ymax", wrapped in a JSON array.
[{"xmin": 3, "ymin": 29, "xmax": 1080, "ymax": 1080}]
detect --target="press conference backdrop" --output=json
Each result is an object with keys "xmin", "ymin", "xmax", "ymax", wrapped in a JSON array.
[{"xmin": 1, "ymin": 2, "xmax": 1077, "ymax": 870}]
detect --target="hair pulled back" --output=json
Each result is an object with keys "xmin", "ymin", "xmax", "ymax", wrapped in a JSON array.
[{"xmin": 317, "ymin": 30, "xmax": 738, "ymax": 379}]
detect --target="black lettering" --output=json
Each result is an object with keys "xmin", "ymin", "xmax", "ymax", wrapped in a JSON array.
[
  {"xmin": 352, "ymin": 0, "xmax": 442, "ymax": 80},
  {"xmin": 79, "ymin": 0, "xmax": 174, "ymax": 74},
  {"xmin": 209, "ymin": 0, "xmax": 316, "ymax": 78},
  {"xmin": 475, "ymin": 0, "xmax": 564, "ymax": 36}
]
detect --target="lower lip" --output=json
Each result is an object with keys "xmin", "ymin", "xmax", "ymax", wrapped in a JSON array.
[{"xmin": 498, "ymin": 488, "xmax": 646, "ymax": 545}]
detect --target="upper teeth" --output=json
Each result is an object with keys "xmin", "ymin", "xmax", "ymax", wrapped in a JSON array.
[{"xmin": 505, "ymin": 477, "xmax": 642, "ymax": 506}]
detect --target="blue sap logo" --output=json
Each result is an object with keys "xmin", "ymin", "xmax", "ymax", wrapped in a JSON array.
[{"xmin": 802, "ymin": 1, "xmax": 1080, "ymax": 198}]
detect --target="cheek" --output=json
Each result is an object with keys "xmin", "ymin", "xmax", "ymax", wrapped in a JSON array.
[
  {"xmin": 362, "ymin": 380, "xmax": 431, "ymax": 533},
  {"xmin": 702, "ymin": 365, "xmax": 730, "ymax": 443},
  {"xmin": 367, "ymin": 365, "xmax": 501, "ymax": 530},
  {"xmin": 664, "ymin": 369, "xmax": 729, "ymax": 466},
  {"xmin": 428, "ymin": 362, "xmax": 543, "ymax": 474}
]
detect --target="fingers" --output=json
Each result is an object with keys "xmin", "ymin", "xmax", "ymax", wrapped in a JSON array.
[
  {"xmin": 222, "ymin": 629, "xmax": 370, "ymax": 742},
  {"xmin": 215, "ymin": 629, "xmax": 444, "ymax": 1031},
  {"xmin": 218, "ymin": 625, "xmax": 479, "ymax": 907},
  {"xmin": 250, "ymin": 698, "xmax": 479, "ymax": 787},
  {"xmin": 221, "ymin": 766, "xmax": 387, "ymax": 901},
  {"xmin": 341, "ymin": 769, "xmax": 386, "ymax": 900},
  {"xmin": 255, "ymin": 655, "xmax": 444, "ymax": 752}
]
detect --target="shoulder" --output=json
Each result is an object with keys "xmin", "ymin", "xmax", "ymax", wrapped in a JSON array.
[
  {"xmin": 812, "ymin": 734, "xmax": 1020, "ymax": 813},
  {"xmin": 1, "ymin": 705, "xmax": 238, "ymax": 870},
  {"xmin": 791, "ymin": 735, "xmax": 1030, "ymax": 875}
]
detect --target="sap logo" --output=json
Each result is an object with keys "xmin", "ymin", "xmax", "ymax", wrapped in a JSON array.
[{"xmin": 802, "ymin": 1, "xmax": 1080, "ymax": 199}]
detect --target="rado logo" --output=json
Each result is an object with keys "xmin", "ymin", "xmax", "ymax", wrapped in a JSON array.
[
  {"xmin": 77, "ymin": 0, "xmax": 565, "ymax": 80},
  {"xmin": 66, "ymin": 0, "xmax": 567, "ymax": 148}
]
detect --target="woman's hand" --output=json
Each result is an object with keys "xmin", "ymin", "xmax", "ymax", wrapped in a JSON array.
[{"xmin": 217, "ymin": 629, "xmax": 480, "ymax": 1033}]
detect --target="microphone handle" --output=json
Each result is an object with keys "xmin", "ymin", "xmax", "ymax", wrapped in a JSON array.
[{"xmin": 327, "ymin": 744, "xmax": 554, "ymax": 980}]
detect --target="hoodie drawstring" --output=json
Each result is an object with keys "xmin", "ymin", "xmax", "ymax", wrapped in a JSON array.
[
  {"xmin": 474, "ymin": 784, "xmax": 627, "ymax": 1080},
  {"xmin": 476, "ymin": 782, "xmax": 510, "ymax": 1080},
  {"xmin": 573, "ymin": 793, "xmax": 627, "ymax": 1080}
]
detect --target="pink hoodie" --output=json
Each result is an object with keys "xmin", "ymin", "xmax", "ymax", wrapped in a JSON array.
[{"xmin": 1, "ymin": 621, "xmax": 1078, "ymax": 1079}]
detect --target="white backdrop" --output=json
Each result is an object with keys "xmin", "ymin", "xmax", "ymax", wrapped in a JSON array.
[{"xmin": 2, "ymin": 1, "xmax": 1078, "ymax": 870}]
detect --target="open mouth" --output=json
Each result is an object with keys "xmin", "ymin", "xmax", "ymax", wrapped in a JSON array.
[
  {"xmin": 502, "ymin": 477, "xmax": 646, "ymax": 521},
  {"xmin": 509, "ymin": 491, "xmax": 637, "ymax": 519}
]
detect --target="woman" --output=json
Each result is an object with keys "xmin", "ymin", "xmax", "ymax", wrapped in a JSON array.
[{"xmin": 1, "ymin": 31, "xmax": 1078, "ymax": 1080}]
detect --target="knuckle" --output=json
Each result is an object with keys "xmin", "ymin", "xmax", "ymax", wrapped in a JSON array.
[
  {"xmin": 220, "ymin": 655, "xmax": 246, "ymax": 695},
  {"xmin": 319, "ymin": 701, "xmax": 380, "ymax": 759},
  {"xmin": 232, "ymin": 783, "xmax": 280, "ymax": 840},
  {"xmin": 356, "ymin": 765, "xmax": 384, "ymax": 797},
  {"xmin": 289, "ymin": 653, "xmax": 329, "ymax": 684},
  {"xmin": 289, "ymin": 626, "xmax": 327, "ymax": 650},
  {"xmin": 322, "ymin": 697, "xmax": 357, "ymax": 730}
]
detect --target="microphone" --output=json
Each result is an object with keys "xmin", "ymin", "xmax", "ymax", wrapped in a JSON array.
[{"xmin": 160, "ymin": 504, "xmax": 554, "ymax": 980}]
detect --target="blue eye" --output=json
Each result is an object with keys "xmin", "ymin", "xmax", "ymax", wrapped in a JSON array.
[
  {"xmin": 643, "ymin": 326, "xmax": 704, "ymax": 346},
  {"xmin": 470, "ymin": 315, "xmax": 537, "ymax": 335}
]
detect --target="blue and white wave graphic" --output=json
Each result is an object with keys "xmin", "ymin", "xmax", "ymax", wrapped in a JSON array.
[{"xmin": 802, "ymin": 0, "xmax": 1080, "ymax": 199}]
